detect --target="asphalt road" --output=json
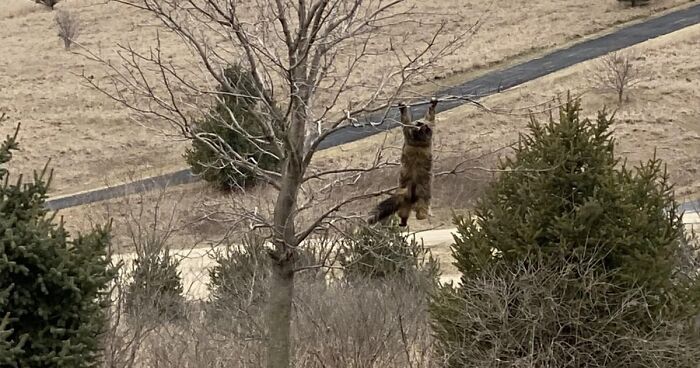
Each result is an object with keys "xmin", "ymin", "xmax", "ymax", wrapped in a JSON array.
[
  {"xmin": 45, "ymin": 3, "xmax": 700, "ymax": 211},
  {"xmin": 681, "ymin": 199, "xmax": 700, "ymax": 213}
]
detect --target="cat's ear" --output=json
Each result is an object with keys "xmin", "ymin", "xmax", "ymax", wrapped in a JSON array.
[
  {"xmin": 399, "ymin": 101, "xmax": 411, "ymax": 125},
  {"xmin": 425, "ymin": 97, "xmax": 437, "ymax": 123}
]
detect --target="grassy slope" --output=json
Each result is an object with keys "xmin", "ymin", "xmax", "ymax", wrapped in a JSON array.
[
  {"xmin": 319, "ymin": 22, "xmax": 700, "ymax": 224},
  {"xmin": 56, "ymin": 23, "xmax": 700, "ymax": 260},
  {"xmin": 0, "ymin": 0, "xmax": 692, "ymax": 195}
]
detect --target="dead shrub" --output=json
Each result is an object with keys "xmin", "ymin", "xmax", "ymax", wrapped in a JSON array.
[
  {"xmin": 293, "ymin": 278, "xmax": 436, "ymax": 368},
  {"xmin": 677, "ymin": 229, "xmax": 700, "ymax": 283},
  {"xmin": 55, "ymin": 9, "xmax": 80, "ymax": 49},
  {"xmin": 102, "ymin": 268, "xmax": 158, "ymax": 368},
  {"xmin": 589, "ymin": 50, "xmax": 644, "ymax": 104},
  {"xmin": 94, "ymin": 184, "xmax": 192, "ymax": 333},
  {"xmin": 100, "ymin": 197, "xmax": 438, "ymax": 367},
  {"xmin": 122, "ymin": 196, "xmax": 187, "ymax": 325},
  {"xmin": 102, "ymin": 221, "xmax": 436, "ymax": 368},
  {"xmin": 101, "ymin": 276, "xmax": 435, "ymax": 368},
  {"xmin": 431, "ymin": 256, "xmax": 700, "ymax": 368}
]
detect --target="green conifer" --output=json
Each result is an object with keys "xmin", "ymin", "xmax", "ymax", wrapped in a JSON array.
[
  {"xmin": 340, "ymin": 220, "xmax": 440, "ymax": 286},
  {"xmin": 0, "ymin": 124, "xmax": 116, "ymax": 367},
  {"xmin": 124, "ymin": 250, "xmax": 185, "ymax": 323},
  {"xmin": 185, "ymin": 64, "xmax": 279, "ymax": 190},
  {"xmin": 431, "ymin": 96, "xmax": 700, "ymax": 367},
  {"xmin": 0, "ymin": 313, "xmax": 25, "ymax": 367}
]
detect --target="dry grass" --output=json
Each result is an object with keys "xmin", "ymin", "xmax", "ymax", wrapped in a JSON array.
[
  {"xmin": 0, "ymin": 0, "xmax": 692, "ymax": 195},
  {"xmin": 56, "ymin": 21, "xmax": 700, "ymax": 254},
  {"xmin": 0, "ymin": 2, "xmax": 45, "ymax": 19},
  {"xmin": 46, "ymin": 22, "xmax": 698, "ymax": 291},
  {"xmin": 314, "ymin": 22, "xmax": 700, "ymax": 218}
]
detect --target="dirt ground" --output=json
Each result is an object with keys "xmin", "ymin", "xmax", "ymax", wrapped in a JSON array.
[{"xmin": 0, "ymin": 0, "xmax": 693, "ymax": 196}]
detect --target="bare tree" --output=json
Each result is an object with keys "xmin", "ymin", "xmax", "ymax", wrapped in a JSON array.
[
  {"xmin": 81, "ymin": 1, "xmax": 476, "ymax": 367},
  {"xmin": 590, "ymin": 50, "xmax": 644, "ymax": 105},
  {"xmin": 55, "ymin": 9, "xmax": 80, "ymax": 50}
]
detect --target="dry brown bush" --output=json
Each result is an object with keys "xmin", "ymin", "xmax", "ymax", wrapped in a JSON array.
[
  {"xmin": 100, "ymin": 277, "xmax": 435, "ymax": 368},
  {"xmin": 55, "ymin": 9, "xmax": 80, "ymax": 50},
  {"xmin": 102, "ymin": 268, "xmax": 157, "ymax": 368},
  {"xmin": 431, "ymin": 255, "xmax": 700, "ymax": 368},
  {"xmin": 293, "ymin": 279, "xmax": 435, "ymax": 368},
  {"xmin": 100, "ymin": 208, "xmax": 437, "ymax": 367}
]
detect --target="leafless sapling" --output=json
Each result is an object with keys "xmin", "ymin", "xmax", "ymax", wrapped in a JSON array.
[
  {"xmin": 590, "ymin": 50, "xmax": 644, "ymax": 105},
  {"xmin": 55, "ymin": 9, "xmax": 80, "ymax": 50}
]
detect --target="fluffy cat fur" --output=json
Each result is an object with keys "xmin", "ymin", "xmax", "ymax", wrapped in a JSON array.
[{"xmin": 367, "ymin": 98, "xmax": 436, "ymax": 227}]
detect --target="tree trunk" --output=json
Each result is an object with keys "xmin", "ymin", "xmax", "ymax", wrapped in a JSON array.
[
  {"xmin": 266, "ymin": 115, "xmax": 305, "ymax": 368},
  {"xmin": 266, "ymin": 66, "xmax": 308, "ymax": 368},
  {"xmin": 267, "ymin": 171, "xmax": 299, "ymax": 368},
  {"xmin": 266, "ymin": 257, "xmax": 295, "ymax": 368},
  {"xmin": 618, "ymin": 88, "xmax": 624, "ymax": 105}
]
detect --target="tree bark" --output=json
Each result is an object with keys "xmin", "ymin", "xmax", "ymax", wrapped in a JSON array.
[
  {"xmin": 266, "ymin": 82, "xmax": 307, "ymax": 368},
  {"xmin": 267, "ymin": 164, "xmax": 299, "ymax": 368},
  {"xmin": 266, "ymin": 255, "xmax": 295, "ymax": 368}
]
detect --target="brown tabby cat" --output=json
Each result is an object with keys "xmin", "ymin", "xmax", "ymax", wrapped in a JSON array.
[{"xmin": 367, "ymin": 98, "xmax": 436, "ymax": 227}]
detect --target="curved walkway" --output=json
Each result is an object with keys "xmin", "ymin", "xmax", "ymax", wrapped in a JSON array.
[{"xmin": 45, "ymin": 4, "xmax": 700, "ymax": 211}]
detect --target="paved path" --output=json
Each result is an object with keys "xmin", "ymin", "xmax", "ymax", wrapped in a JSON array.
[
  {"xmin": 114, "ymin": 211, "xmax": 700, "ymax": 300},
  {"xmin": 681, "ymin": 199, "xmax": 700, "ymax": 212},
  {"xmin": 113, "ymin": 228, "xmax": 460, "ymax": 300},
  {"xmin": 45, "ymin": 4, "xmax": 700, "ymax": 211}
]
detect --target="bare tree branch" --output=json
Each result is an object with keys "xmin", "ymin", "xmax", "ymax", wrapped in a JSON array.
[{"xmin": 80, "ymin": 1, "xmax": 481, "ymax": 366}]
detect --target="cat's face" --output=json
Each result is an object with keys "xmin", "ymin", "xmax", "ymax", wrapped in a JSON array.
[{"xmin": 405, "ymin": 120, "xmax": 432, "ymax": 146}]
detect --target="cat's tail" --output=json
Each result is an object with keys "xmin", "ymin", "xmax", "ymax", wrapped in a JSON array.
[{"xmin": 367, "ymin": 186, "xmax": 412, "ymax": 225}]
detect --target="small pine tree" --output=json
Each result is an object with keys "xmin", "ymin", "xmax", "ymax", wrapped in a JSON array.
[
  {"xmin": 431, "ymin": 96, "xmax": 700, "ymax": 367},
  {"xmin": 450, "ymin": 97, "xmax": 694, "ymax": 307},
  {"xmin": 0, "ymin": 124, "xmax": 117, "ymax": 367},
  {"xmin": 185, "ymin": 64, "xmax": 279, "ymax": 190},
  {"xmin": 208, "ymin": 232, "xmax": 330, "ymax": 305},
  {"xmin": 124, "ymin": 250, "xmax": 185, "ymax": 323},
  {"xmin": 340, "ymin": 220, "xmax": 440, "ymax": 286},
  {"xmin": 208, "ymin": 233, "xmax": 271, "ymax": 312},
  {"xmin": 206, "ymin": 232, "xmax": 327, "ymax": 336}
]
